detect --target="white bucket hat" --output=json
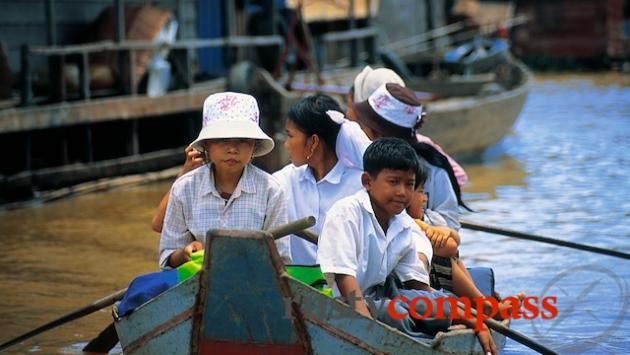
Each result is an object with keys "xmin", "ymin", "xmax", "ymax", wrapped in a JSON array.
[
  {"xmin": 353, "ymin": 83, "xmax": 424, "ymax": 142},
  {"xmin": 353, "ymin": 66, "xmax": 406, "ymax": 103},
  {"xmin": 190, "ymin": 92, "xmax": 275, "ymax": 157}
]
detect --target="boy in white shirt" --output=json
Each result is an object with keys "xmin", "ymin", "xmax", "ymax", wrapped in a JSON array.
[
  {"xmin": 317, "ymin": 137, "xmax": 449, "ymax": 333},
  {"xmin": 317, "ymin": 138, "xmax": 497, "ymax": 354}
]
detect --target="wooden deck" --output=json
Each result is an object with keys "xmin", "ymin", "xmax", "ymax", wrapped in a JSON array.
[{"xmin": 0, "ymin": 79, "xmax": 224, "ymax": 134}]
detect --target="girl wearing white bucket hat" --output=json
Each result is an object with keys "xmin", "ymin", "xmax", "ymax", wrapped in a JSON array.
[{"xmin": 158, "ymin": 92, "xmax": 291, "ymax": 269}]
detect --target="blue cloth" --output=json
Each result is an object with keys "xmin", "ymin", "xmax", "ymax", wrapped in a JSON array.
[
  {"xmin": 116, "ymin": 270, "xmax": 178, "ymax": 317},
  {"xmin": 467, "ymin": 267, "xmax": 495, "ymax": 297}
]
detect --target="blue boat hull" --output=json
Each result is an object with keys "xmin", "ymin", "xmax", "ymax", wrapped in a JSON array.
[{"xmin": 114, "ymin": 230, "xmax": 506, "ymax": 354}]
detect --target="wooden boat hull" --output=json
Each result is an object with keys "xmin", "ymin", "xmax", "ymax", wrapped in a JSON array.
[
  {"xmin": 251, "ymin": 59, "xmax": 531, "ymax": 160},
  {"xmin": 114, "ymin": 230, "xmax": 506, "ymax": 354},
  {"xmin": 419, "ymin": 62, "xmax": 531, "ymax": 157}
]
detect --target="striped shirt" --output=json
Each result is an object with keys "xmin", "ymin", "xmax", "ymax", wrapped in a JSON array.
[{"xmin": 159, "ymin": 163, "xmax": 290, "ymax": 269}]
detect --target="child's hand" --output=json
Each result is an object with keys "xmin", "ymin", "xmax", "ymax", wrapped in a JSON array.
[
  {"xmin": 475, "ymin": 326, "xmax": 498, "ymax": 355},
  {"xmin": 425, "ymin": 226, "xmax": 452, "ymax": 248},
  {"xmin": 414, "ymin": 219, "xmax": 430, "ymax": 231},
  {"xmin": 178, "ymin": 146, "xmax": 204, "ymax": 177},
  {"xmin": 184, "ymin": 241, "xmax": 204, "ymax": 258}
]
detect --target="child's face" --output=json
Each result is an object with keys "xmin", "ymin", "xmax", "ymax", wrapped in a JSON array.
[
  {"xmin": 363, "ymin": 169, "xmax": 416, "ymax": 218},
  {"xmin": 284, "ymin": 120, "xmax": 314, "ymax": 166},
  {"xmin": 407, "ymin": 185, "xmax": 427, "ymax": 220},
  {"xmin": 204, "ymin": 138, "xmax": 255, "ymax": 173}
]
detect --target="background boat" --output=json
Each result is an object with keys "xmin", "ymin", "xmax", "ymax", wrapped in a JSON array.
[
  {"xmin": 241, "ymin": 50, "xmax": 531, "ymax": 160},
  {"xmin": 412, "ymin": 59, "xmax": 532, "ymax": 157}
]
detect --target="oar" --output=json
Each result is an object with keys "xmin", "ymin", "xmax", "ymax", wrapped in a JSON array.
[
  {"xmin": 458, "ymin": 302, "xmax": 558, "ymax": 355},
  {"xmin": 461, "ymin": 220, "xmax": 630, "ymax": 260},
  {"xmin": 294, "ymin": 229, "xmax": 319, "ymax": 245},
  {"xmin": 269, "ymin": 216, "xmax": 316, "ymax": 240},
  {"xmin": 0, "ymin": 288, "xmax": 127, "ymax": 352}
]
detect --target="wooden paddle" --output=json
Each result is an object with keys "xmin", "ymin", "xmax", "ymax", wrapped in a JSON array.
[
  {"xmin": 461, "ymin": 220, "xmax": 630, "ymax": 260},
  {"xmin": 0, "ymin": 288, "xmax": 127, "ymax": 352},
  {"xmin": 458, "ymin": 303, "xmax": 558, "ymax": 355}
]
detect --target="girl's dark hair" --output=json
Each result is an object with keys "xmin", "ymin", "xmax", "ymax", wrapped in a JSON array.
[
  {"xmin": 410, "ymin": 142, "xmax": 472, "ymax": 211},
  {"xmin": 363, "ymin": 138, "xmax": 427, "ymax": 188},
  {"xmin": 288, "ymin": 94, "xmax": 342, "ymax": 151}
]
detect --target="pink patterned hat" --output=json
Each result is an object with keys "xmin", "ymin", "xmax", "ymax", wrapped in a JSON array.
[
  {"xmin": 190, "ymin": 92, "xmax": 274, "ymax": 157},
  {"xmin": 352, "ymin": 83, "xmax": 424, "ymax": 142}
]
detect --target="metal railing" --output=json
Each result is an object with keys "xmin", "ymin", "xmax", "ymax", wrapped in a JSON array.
[{"xmin": 20, "ymin": 27, "xmax": 378, "ymax": 106}]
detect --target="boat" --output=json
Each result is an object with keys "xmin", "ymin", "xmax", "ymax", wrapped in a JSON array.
[
  {"xmin": 113, "ymin": 227, "xmax": 508, "ymax": 354},
  {"xmin": 411, "ymin": 59, "xmax": 532, "ymax": 158},
  {"xmin": 240, "ymin": 52, "xmax": 531, "ymax": 159}
]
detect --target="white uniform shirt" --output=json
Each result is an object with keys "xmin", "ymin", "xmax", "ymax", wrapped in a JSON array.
[
  {"xmin": 335, "ymin": 120, "xmax": 461, "ymax": 229},
  {"xmin": 273, "ymin": 161, "xmax": 363, "ymax": 264},
  {"xmin": 159, "ymin": 163, "xmax": 291, "ymax": 269},
  {"xmin": 317, "ymin": 189, "xmax": 433, "ymax": 297}
]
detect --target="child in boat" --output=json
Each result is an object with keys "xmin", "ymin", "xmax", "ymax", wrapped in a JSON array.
[
  {"xmin": 159, "ymin": 91, "xmax": 291, "ymax": 268},
  {"xmin": 407, "ymin": 185, "xmax": 525, "ymax": 320},
  {"xmin": 272, "ymin": 94, "xmax": 363, "ymax": 264},
  {"xmin": 346, "ymin": 65, "xmax": 468, "ymax": 188},
  {"xmin": 334, "ymin": 82, "xmax": 465, "ymax": 229},
  {"xmin": 84, "ymin": 92, "xmax": 291, "ymax": 354},
  {"xmin": 316, "ymin": 138, "xmax": 497, "ymax": 354}
]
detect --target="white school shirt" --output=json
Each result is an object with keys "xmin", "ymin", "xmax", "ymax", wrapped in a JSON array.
[
  {"xmin": 317, "ymin": 189, "xmax": 433, "ymax": 297},
  {"xmin": 159, "ymin": 163, "xmax": 291, "ymax": 269},
  {"xmin": 273, "ymin": 161, "xmax": 363, "ymax": 264},
  {"xmin": 335, "ymin": 120, "xmax": 461, "ymax": 229}
]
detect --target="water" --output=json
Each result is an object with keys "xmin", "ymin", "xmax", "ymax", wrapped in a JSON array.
[
  {"xmin": 460, "ymin": 73, "xmax": 630, "ymax": 354},
  {"xmin": 0, "ymin": 73, "xmax": 629, "ymax": 354}
]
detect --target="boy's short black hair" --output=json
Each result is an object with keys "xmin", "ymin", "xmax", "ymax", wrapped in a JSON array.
[{"xmin": 363, "ymin": 137, "xmax": 427, "ymax": 187}]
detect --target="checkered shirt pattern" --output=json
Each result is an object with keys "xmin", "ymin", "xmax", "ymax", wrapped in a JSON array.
[{"xmin": 159, "ymin": 163, "xmax": 290, "ymax": 268}]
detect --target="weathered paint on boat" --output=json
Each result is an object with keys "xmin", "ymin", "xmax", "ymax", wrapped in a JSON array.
[{"xmin": 114, "ymin": 230, "xmax": 506, "ymax": 354}]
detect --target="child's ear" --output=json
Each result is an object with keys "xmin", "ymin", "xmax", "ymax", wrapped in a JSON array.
[
  {"xmin": 361, "ymin": 172, "xmax": 372, "ymax": 190},
  {"xmin": 309, "ymin": 134, "xmax": 320, "ymax": 151}
]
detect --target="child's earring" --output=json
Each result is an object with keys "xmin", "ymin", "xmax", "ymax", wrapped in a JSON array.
[{"xmin": 305, "ymin": 147, "xmax": 314, "ymax": 161}]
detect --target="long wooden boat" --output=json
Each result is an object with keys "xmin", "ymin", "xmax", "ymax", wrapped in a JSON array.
[
  {"xmin": 250, "ymin": 56, "xmax": 532, "ymax": 159},
  {"xmin": 415, "ymin": 59, "xmax": 532, "ymax": 157},
  {"xmin": 113, "ymin": 229, "xmax": 507, "ymax": 354}
]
